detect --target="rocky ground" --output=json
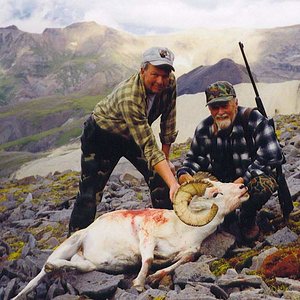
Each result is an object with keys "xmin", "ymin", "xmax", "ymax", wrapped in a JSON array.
[{"xmin": 0, "ymin": 114, "xmax": 299, "ymax": 300}]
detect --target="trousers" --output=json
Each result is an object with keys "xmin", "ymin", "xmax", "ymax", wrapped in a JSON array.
[
  {"xmin": 69, "ymin": 115, "xmax": 171, "ymax": 233},
  {"xmin": 239, "ymin": 174, "xmax": 278, "ymax": 224},
  {"xmin": 223, "ymin": 173, "xmax": 278, "ymax": 228}
]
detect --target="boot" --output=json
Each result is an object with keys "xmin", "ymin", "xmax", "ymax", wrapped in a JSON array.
[{"xmin": 240, "ymin": 216, "xmax": 260, "ymax": 242}]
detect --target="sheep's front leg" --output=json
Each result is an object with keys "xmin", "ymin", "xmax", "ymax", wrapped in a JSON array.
[
  {"xmin": 147, "ymin": 252, "xmax": 196, "ymax": 286},
  {"xmin": 132, "ymin": 234, "xmax": 155, "ymax": 291}
]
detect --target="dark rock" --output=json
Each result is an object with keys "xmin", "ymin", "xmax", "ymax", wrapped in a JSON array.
[
  {"xmin": 65, "ymin": 282, "xmax": 78, "ymax": 295},
  {"xmin": 120, "ymin": 173, "xmax": 143, "ymax": 186},
  {"xmin": 113, "ymin": 287, "xmax": 138, "ymax": 300},
  {"xmin": 228, "ymin": 289, "xmax": 280, "ymax": 299},
  {"xmin": 3, "ymin": 277, "xmax": 18, "ymax": 300},
  {"xmin": 1, "ymin": 199, "xmax": 17, "ymax": 210},
  {"xmin": 137, "ymin": 288, "xmax": 167, "ymax": 300},
  {"xmin": 201, "ymin": 231, "xmax": 236, "ymax": 258},
  {"xmin": 35, "ymin": 281, "xmax": 49, "ymax": 299},
  {"xmin": 210, "ymin": 284, "xmax": 229, "ymax": 300},
  {"xmin": 167, "ymin": 284, "xmax": 216, "ymax": 299},
  {"xmin": 216, "ymin": 269, "xmax": 263, "ymax": 289},
  {"xmin": 46, "ymin": 278, "xmax": 66, "ymax": 299},
  {"xmin": 68, "ymin": 271, "xmax": 124, "ymax": 298},
  {"xmin": 174, "ymin": 262, "xmax": 216, "ymax": 285},
  {"xmin": 17, "ymin": 176, "xmax": 37, "ymax": 185},
  {"xmin": 0, "ymin": 239, "xmax": 11, "ymax": 255},
  {"xmin": 283, "ymin": 291, "xmax": 300, "ymax": 299},
  {"xmin": 276, "ymin": 277, "xmax": 300, "ymax": 292},
  {"xmin": 52, "ymin": 295, "xmax": 82, "ymax": 300},
  {"xmin": 249, "ymin": 247, "xmax": 278, "ymax": 271},
  {"xmin": 286, "ymin": 172, "xmax": 300, "ymax": 201},
  {"xmin": 48, "ymin": 209, "xmax": 72, "ymax": 222},
  {"xmin": 265, "ymin": 226, "xmax": 298, "ymax": 246}
]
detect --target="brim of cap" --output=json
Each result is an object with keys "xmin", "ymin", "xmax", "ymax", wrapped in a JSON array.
[
  {"xmin": 149, "ymin": 60, "xmax": 175, "ymax": 71},
  {"xmin": 206, "ymin": 96, "xmax": 234, "ymax": 106}
]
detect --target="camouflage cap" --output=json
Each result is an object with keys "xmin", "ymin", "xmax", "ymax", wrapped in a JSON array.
[{"xmin": 205, "ymin": 81, "xmax": 236, "ymax": 106}]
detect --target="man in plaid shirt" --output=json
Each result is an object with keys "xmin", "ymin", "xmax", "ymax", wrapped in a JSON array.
[
  {"xmin": 69, "ymin": 47, "xmax": 180, "ymax": 235},
  {"xmin": 177, "ymin": 81, "xmax": 283, "ymax": 241}
]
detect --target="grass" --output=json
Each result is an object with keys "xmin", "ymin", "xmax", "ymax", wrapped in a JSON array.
[
  {"xmin": 0, "ymin": 94, "xmax": 102, "ymax": 118},
  {"xmin": 0, "ymin": 92, "xmax": 106, "ymax": 177},
  {"xmin": 56, "ymin": 126, "xmax": 82, "ymax": 147},
  {"xmin": 0, "ymin": 93, "xmax": 103, "ymax": 151},
  {"xmin": 0, "ymin": 75, "xmax": 18, "ymax": 106},
  {"xmin": 0, "ymin": 127, "xmax": 59, "ymax": 150},
  {"xmin": 0, "ymin": 150, "xmax": 44, "ymax": 177}
]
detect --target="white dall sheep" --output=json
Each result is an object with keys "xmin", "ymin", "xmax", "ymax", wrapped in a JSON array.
[{"xmin": 12, "ymin": 173, "xmax": 249, "ymax": 299}]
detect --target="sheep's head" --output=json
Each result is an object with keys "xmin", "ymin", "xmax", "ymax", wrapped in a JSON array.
[
  {"xmin": 173, "ymin": 172, "xmax": 249, "ymax": 226},
  {"xmin": 173, "ymin": 179, "xmax": 218, "ymax": 226}
]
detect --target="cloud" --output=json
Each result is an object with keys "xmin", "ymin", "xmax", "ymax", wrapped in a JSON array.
[{"xmin": 0, "ymin": 0, "xmax": 299, "ymax": 34}]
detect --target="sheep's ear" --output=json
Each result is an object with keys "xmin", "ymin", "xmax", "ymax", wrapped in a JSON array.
[{"xmin": 173, "ymin": 180, "xmax": 218, "ymax": 226}]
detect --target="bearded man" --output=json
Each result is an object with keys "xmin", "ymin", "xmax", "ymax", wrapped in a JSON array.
[{"xmin": 177, "ymin": 81, "xmax": 283, "ymax": 242}]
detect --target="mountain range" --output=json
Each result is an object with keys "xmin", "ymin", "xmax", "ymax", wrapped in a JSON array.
[
  {"xmin": 0, "ymin": 21, "xmax": 300, "ymax": 177},
  {"xmin": 177, "ymin": 58, "xmax": 257, "ymax": 96},
  {"xmin": 1, "ymin": 21, "xmax": 300, "ymax": 105}
]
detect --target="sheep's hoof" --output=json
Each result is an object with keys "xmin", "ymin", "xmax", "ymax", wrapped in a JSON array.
[
  {"xmin": 147, "ymin": 273, "xmax": 161, "ymax": 285},
  {"xmin": 45, "ymin": 262, "xmax": 56, "ymax": 273},
  {"xmin": 134, "ymin": 285, "xmax": 144, "ymax": 292},
  {"xmin": 132, "ymin": 280, "xmax": 145, "ymax": 292}
]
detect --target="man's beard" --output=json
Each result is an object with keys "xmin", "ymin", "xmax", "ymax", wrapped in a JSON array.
[{"xmin": 215, "ymin": 115, "xmax": 232, "ymax": 131}]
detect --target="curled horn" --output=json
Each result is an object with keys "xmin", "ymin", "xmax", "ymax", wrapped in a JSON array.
[
  {"xmin": 192, "ymin": 171, "xmax": 218, "ymax": 182},
  {"xmin": 173, "ymin": 179, "xmax": 218, "ymax": 226}
]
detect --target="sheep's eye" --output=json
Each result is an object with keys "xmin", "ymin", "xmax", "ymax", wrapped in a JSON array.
[{"xmin": 213, "ymin": 192, "xmax": 223, "ymax": 197}]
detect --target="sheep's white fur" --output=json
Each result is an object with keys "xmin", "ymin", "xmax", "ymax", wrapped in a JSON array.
[{"xmin": 12, "ymin": 179, "xmax": 248, "ymax": 299}]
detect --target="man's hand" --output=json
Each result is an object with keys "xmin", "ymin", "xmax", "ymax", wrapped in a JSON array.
[
  {"xmin": 178, "ymin": 173, "xmax": 194, "ymax": 185},
  {"xmin": 169, "ymin": 182, "xmax": 180, "ymax": 203},
  {"xmin": 233, "ymin": 177, "xmax": 244, "ymax": 184}
]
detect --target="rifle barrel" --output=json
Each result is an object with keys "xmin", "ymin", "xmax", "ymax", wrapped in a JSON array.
[
  {"xmin": 239, "ymin": 42, "xmax": 260, "ymax": 97},
  {"xmin": 239, "ymin": 42, "xmax": 267, "ymax": 117},
  {"xmin": 239, "ymin": 41, "xmax": 294, "ymax": 220}
]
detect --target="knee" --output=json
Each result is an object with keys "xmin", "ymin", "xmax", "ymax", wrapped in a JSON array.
[
  {"xmin": 243, "ymin": 174, "xmax": 278, "ymax": 211},
  {"xmin": 247, "ymin": 174, "xmax": 278, "ymax": 199}
]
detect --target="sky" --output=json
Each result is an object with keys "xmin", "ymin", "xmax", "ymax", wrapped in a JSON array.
[{"xmin": 0, "ymin": 0, "xmax": 299, "ymax": 35}]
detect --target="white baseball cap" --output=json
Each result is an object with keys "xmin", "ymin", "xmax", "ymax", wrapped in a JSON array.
[{"xmin": 142, "ymin": 47, "xmax": 175, "ymax": 71}]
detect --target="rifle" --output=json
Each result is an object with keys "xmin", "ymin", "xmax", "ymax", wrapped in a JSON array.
[{"xmin": 238, "ymin": 41, "xmax": 294, "ymax": 221}]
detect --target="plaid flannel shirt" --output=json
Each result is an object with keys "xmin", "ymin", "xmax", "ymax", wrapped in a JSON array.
[
  {"xmin": 93, "ymin": 72, "xmax": 178, "ymax": 168},
  {"xmin": 177, "ymin": 106, "xmax": 283, "ymax": 184}
]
